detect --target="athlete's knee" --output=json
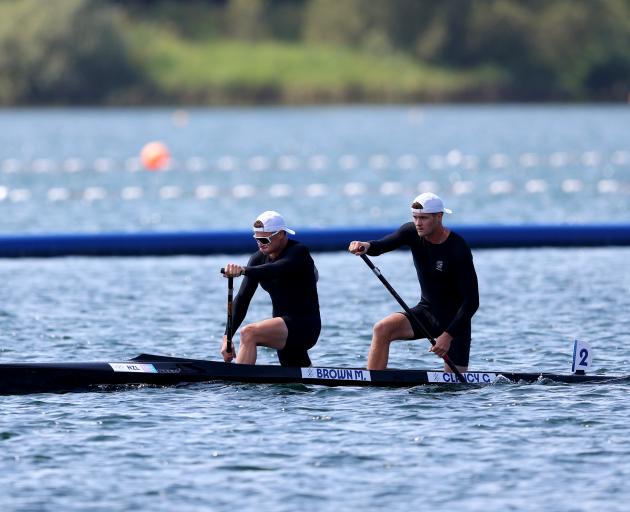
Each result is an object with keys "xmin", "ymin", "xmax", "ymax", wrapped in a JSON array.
[
  {"xmin": 373, "ymin": 319, "xmax": 396, "ymax": 343},
  {"xmin": 240, "ymin": 324, "xmax": 259, "ymax": 346}
]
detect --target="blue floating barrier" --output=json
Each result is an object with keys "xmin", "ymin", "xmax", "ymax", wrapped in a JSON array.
[{"xmin": 1, "ymin": 224, "xmax": 630, "ymax": 258}]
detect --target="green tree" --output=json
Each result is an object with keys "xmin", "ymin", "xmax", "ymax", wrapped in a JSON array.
[
  {"xmin": 225, "ymin": 0, "xmax": 268, "ymax": 40},
  {"xmin": 303, "ymin": 0, "xmax": 393, "ymax": 53},
  {"xmin": 0, "ymin": 0, "xmax": 137, "ymax": 105},
  {"xmin": 535, "ymin": 0, "xmax": 630, "ymax": 99}
]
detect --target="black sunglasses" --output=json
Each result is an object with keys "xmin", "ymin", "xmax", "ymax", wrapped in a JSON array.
[{"xmin": 253, "ymin": 231, "xmax": 280, "ymax": 245}]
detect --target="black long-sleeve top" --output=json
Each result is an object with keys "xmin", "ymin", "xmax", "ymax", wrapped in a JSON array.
[
  {"xmin": 367, "ymin": 222, "xmax": 479, "ymax": 339},
  {"xmin": 227, "ymin": 239, "xmax": 320, "ymax": 334}
]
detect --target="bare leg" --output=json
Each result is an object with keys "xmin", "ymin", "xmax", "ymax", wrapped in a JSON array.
[
  {"xmin": 235, "ymin": 317, "xmax": 288, "ymax": 365},
  {"xmin": 367, "ymin": 313, "xmax": 415, "ymax": 370}
]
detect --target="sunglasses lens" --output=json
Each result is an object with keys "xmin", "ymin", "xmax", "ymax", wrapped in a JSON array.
[{"xmin": 254, "ymin": 231, "xmax": 280, "ymax": 245}]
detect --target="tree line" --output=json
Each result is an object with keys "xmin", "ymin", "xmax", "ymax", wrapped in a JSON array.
[{"xmin": 1, "ymin": 0, "xmax": 630, "ymax": 105}]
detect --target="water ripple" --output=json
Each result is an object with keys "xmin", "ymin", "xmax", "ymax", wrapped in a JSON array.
[{"xmin": 2, "ymin": 233, "xmax": 630, "ymax": 508}]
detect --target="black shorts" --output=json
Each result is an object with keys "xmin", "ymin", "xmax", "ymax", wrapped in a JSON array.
[
  {"xmin": 277, "ymin": 314, "xmax": 321, "ymax": 367},
  {"xmin": 402, "ymin": 304, "xmax": 471, "ymax": 367}
]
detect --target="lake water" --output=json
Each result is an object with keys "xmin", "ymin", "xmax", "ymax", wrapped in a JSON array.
[
  {"xmin": 1, "ymin": 105, "xmax": 630, "ymax": 232},
  {"xmin": 1, "ymin": 106, "xmax": 630, "ymax": 511}
]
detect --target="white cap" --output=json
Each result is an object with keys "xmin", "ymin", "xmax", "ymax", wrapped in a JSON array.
[
  {"xmin": 253, "ymin": 210, "xmax": 296, "ymax": 235},
  {"xmin": 411, "ymin": 192, "xmax": 452, "ymax": 214}
]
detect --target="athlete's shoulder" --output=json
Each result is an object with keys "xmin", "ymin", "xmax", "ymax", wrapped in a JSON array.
[
  {"xmin": 286, "ymin": 238, "xmax": 306, "ymax": 250},
  {"xmin": 397, "ymin": 222, "xmax": 417, "ymax": 237},
  {"xmin": 399, "ymin": 222, "xmax": 422, "ymax": 244},
  {"xmin": 286, "ymin": 239, "xmax": 313, "ymax": 258},
  {"xmin": 448, "ymin": 230, "xmax": 471, "ymax": 247},
  {"xmin": 248, "ymin": 251, "xmax": 266, "ymax": 266},
  {"xmin": 447, "ymin": 231, "xmax": 474, "ymax": 258}
]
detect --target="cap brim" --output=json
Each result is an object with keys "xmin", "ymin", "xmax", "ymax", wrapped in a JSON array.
[{"xmin": 411, "ymin": 208, "xmax": 452, "ymax": 214}]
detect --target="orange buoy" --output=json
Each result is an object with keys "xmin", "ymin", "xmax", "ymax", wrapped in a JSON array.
[{"xmin": 140, "ymin": 141, "xmax": 170, "ymax": 171}]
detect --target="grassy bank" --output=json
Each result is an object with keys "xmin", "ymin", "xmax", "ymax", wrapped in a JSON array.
[
  {"xmin": 125, "ymin": 25, "xmax": 505, "ymax": 105},
  {"xmin": 2, "ymin": 0, "xmax": 628, "ymax": 105}
]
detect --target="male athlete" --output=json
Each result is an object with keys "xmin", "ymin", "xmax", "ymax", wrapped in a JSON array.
[
  {"xmin": 349, "ymin": 192, "xmax": 479, "ymax": 372},
  {"xmin": 222, "ymin": 211, "xmax": 320, "ymax": 367}
]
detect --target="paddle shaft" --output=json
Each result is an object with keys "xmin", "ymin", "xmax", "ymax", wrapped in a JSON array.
[
  {"xmin": 220, "ymin": 268, "xmax": 234, "ymax": 354},
  {"xmin": 360, "ymin": 253, "xmax": 467, "ymax": 383},
  {"xmin": 226, "ymin": 276, "xmax": 234, "ymax": 353}
]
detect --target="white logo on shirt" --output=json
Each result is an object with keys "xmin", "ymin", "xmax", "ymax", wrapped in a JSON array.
[{"xmin": 436, "ymin": 260, "xmax": 444, "ymax": 271}]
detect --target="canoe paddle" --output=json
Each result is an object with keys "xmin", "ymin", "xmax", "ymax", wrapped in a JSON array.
[
  {"xmin": 220, "ymin": 268, "xmax": 233, "ymax": 355},
  {"xmin": 359, "ymin": 253, "xmax": 467, "ymax": 383}
]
